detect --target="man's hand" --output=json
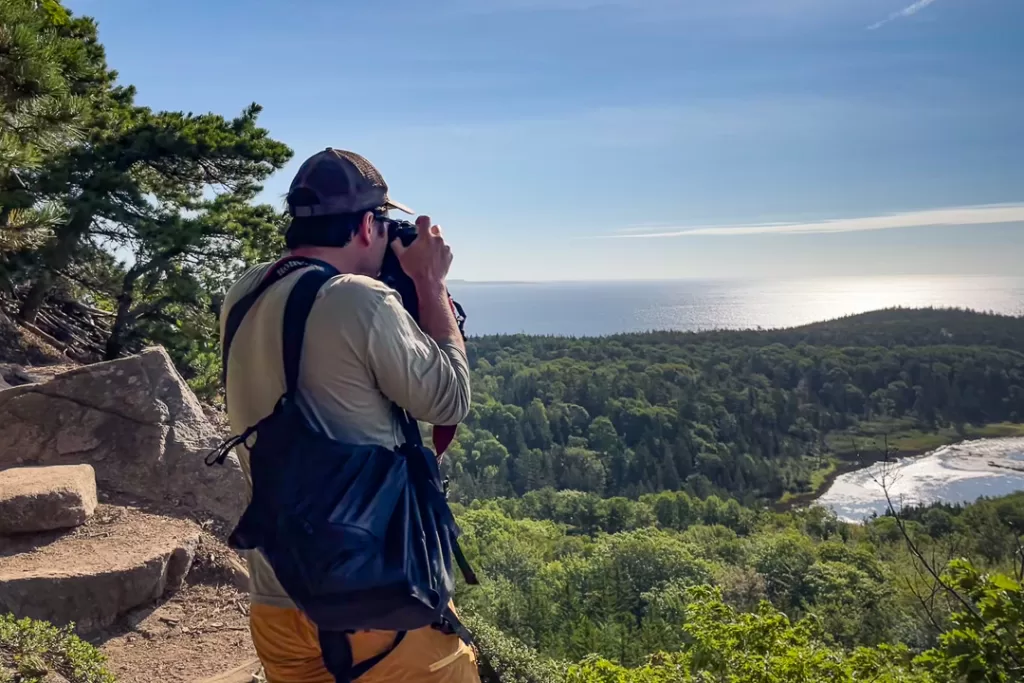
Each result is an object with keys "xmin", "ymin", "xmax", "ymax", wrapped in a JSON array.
[
  {"xmin": 392, "ymin": 215, "xmax": 452, "ymax": 289},
  {"xmin": 391, "ymin": 215, "xmax": 464, "ymax": 351}
]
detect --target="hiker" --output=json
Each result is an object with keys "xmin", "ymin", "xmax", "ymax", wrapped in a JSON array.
[{"xmin": 219, "ymin": 149, "xmax": 477, "ymax": 682}]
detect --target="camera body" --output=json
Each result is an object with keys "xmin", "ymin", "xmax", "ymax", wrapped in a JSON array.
[
  {"xmin": 386, "ymin": 219, "xmax": 419, "ymax": 248},
  {"xmin": 379, "ymin": 219, "xmax": 467, "ymax": 338}
]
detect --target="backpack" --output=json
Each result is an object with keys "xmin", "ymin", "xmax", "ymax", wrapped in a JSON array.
[{"xmin": 206, "ymin": 257, "xmax": 480, "ymax": 681}]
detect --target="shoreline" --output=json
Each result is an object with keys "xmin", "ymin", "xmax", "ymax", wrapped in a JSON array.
[{"xmin": 773, "ymin": 423, "xmax": 1024, "ymax": 512}]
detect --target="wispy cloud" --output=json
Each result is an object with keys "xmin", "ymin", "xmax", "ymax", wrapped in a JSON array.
[
  {"xmin": 867, "ymin": 0, "xmax": 940, "ymax": 30},
  {"xmin": 605, "ymin": 204, "xmax": 1024, "ymax": 239}
]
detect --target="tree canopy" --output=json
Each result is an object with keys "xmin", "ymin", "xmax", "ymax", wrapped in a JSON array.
[
  {"xmin": 442, "ymin": 309, "xmax": 1024, "ymax": 505},
  {"xmin": 0, "ymin": 0, "xmax": 290, "ymax": 382},
  {"xmin": 462, "ymin": 493, "xmax": 1024, "ymax": 683}
]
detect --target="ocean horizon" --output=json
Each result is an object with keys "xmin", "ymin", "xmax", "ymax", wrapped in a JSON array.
[{"xmin": 446, "ymin": 274, "xmax": 1024, "ymax": 337}]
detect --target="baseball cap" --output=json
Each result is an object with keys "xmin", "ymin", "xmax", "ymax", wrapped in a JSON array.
[{"xmin": 286, "ymin": 148, "xmax": 414, "ymax": 218}]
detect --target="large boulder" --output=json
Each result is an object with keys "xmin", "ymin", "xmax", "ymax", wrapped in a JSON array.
[
  {"xmin": 0, "ymin": 347, "xmax": 245, "ymax": 522},
  {"xmin": 0, "ymin": 505, "xmax": 201, "ymax": 633},
  {"xmin": 0, "ymin": 464, "xmax": 98, "ymax": 534}
]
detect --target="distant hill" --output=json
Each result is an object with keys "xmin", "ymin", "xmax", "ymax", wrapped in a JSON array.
[{"xmin": 468, "ymin": 306, "xmax": 1024, "ymax": 352}]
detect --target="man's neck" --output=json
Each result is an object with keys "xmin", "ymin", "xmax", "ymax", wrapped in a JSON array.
[{"xmin": 287, "ymin": 247, "xmax": 368, "ymax": 276}]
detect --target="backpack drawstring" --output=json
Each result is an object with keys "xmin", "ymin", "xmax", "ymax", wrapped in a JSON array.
[{"xmin": 205, "ymin": 425, "xmax": 257, "ymax": 466}]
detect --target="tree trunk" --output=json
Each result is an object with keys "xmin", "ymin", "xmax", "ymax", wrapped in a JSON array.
[
  {"xmin": 103, "ymin": 252, "xmax": 179, "ymax": 360},
  {"xmin": 19, "ymin": 268, "xmax": 54, "ymax": 323},
  {"xmin": 104, "ymin": 300, "xmax": 133, "ymax": 360},
  {"xmin": 104, "ymin": 278, "xmax": 136, "ymax": 361}
]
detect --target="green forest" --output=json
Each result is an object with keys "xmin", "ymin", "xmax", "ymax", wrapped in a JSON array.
[
  {"xmin": 1, "ymin": 2, "xmax": 1023, "ymax": 682},
  {"xmin": 446, "ymin": 308, "xmax": 1024, "ymax": 506},
  {"xmin": 458, "ymin": 491, "xmax": 1024, "ymax": 683}
]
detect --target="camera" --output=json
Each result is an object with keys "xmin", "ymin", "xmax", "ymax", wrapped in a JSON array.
[
  {"xmin": 385, "ymin": 218, "xmax": 419, "ymax": 248},
  {"xmin": 379, "ymin": 219, "xmax": 467, "ymax": 339}
]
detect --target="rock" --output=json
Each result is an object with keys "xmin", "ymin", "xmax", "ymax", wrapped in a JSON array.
[
  {"xmin": 0, "ymin": 505, "xmax": 201, "ymax": 633},
  {"xmin": 0, "ymin": 465, "xmax": 98, "ymax": 534},
  {"xmin": 0, "ymin": 347, "xmax": 245, "ymax": 522},
  {"xmin": 12, "ymin": 366, "xmax": 43, "ymax": 384},
  {"xmin": 0, "ymin": 363, "xmax": 44, "ymax": 387}
]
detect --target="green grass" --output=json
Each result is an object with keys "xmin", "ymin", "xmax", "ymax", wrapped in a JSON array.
[
  {"xmin": 826, "ymin": 421, "xmax": 1024, "ymax": 461},
  {"xmin": 966, "ymin": 422, "xmax": 1024, "ymax": 438},
  {"xmin": 807, "ymin": 457, "xmax": 839, "ymax": 490},
  {"xmin": 779, "ymin": 458, "xmax": 839, "ymax": 505},
  {"xmin": 0, "ymin": 614, "xmax": 114, "ymax": 683}
]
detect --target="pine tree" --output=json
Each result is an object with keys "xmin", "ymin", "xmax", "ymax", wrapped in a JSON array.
[
  {"xmin": 0, "ymin": 0, "xmax": 109, "ymax": 295},
  {"xmin": 19, "ymin": 102, "xmax": 292, "ymax": 323}
]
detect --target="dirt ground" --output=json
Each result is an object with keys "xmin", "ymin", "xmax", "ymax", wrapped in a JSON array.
[
  {"xmin": 96, "ymin": 583, "xmax": 260, "ymax": 683},
  {"xmin": 90, "ymin": 523, "xmax": 263, "ymax": 683},
  {"xmin": 0, "ymin": 505, "xmax": 199, "ymax": 577},
  {"xmin": 0, "ymin": 502, "xmax": 262, "ymax": 682}
]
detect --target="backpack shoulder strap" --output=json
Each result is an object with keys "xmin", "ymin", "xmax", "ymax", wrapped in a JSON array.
[
  {"xmin": 281, "ymin": 273, "xmax": 421, "ymax": 448},
  {"xmin": 207, "ymin": 258, "xmax": 338, "ymax": 467},
  {"xmin": 221, "ymin": 257, "xmax": 339, "ymax": 401},
  {"xmin": 281, "ymin": 266, "xmax": 339, "ymax": 400}
]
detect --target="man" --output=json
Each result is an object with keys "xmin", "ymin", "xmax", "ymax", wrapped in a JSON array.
[{"xmin": 220, "ymin": 148, "xmax": 477, "ymax": 682}]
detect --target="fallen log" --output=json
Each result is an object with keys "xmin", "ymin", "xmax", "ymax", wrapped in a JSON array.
[
  {"xmin": 16, "ymin": 319, "xmax": 67, "ymax": 351},
  {"xmin": 74, "ymin": 302, "xmax": 116, "ymax": 318},
  {"xmin": 37, "ymin": 309, "xmax": 96, "ymax": 349}
]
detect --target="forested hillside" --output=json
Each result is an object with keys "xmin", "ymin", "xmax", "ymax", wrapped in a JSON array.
[
  {"xmin": 445, "ymin": 308, "xmax": 1024, "ymax": 504},
  {"xmin": 458, "ymin": 491, "xmax": 1024, "ymax": 682}
]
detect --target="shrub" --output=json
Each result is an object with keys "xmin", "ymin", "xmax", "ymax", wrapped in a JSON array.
[{"xmin": 0, "ymin": 614, "xmax": 114, "ymax": 683}]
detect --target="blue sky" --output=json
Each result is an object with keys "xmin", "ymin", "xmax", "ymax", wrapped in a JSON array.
[{"xmin": 67, "ymin": 0, "xmax": 1024, "ymax": 281}]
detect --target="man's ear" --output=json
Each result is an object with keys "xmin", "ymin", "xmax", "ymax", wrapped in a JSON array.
[{"xmin": 356, "ymin": 211, "xmax": 375, "ymax": 245}]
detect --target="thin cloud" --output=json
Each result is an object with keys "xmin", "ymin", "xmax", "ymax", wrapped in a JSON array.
[
  {"xmin": 606, "ymin": 204, "xmax": 1024, "ymax": 239},
  {"xmin": 867, "ymin": 0, "xmax": 940, "ymax": 30}
]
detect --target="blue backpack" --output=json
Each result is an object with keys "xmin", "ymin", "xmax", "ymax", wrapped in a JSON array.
[{"xmin": 206, "ymin": 257, "xmax": 480, "ymax": 681}]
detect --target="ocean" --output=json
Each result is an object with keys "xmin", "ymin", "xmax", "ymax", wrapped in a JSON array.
[{"xmin": 446, "ymin": 275, "xmax": 1024, "ymax": 337}]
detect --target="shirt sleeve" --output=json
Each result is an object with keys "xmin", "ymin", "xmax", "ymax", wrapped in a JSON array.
[{"xmin": 366, "ymin": 290, "xmax": 472, "ymax": 426}]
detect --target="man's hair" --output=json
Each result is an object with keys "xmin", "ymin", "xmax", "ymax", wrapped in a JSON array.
[{"xmin": 285, "ymin": 188, "xmax": 387, "ymax": 249}]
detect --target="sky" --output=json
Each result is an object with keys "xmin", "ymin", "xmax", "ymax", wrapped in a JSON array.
[{"xmin": 66, "ymin": 0, "xmax": 1024, "ymax": 281}]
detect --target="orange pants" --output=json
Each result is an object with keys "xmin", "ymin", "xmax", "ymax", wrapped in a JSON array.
[{"xmin": 249, "ymin": 603, "xmax": 481, "ymax": 683}]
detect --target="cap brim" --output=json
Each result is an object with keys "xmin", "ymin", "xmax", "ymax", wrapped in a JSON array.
[{"xmin": 385, "ymin": 198, "xmax": 415, "ymax": 215}]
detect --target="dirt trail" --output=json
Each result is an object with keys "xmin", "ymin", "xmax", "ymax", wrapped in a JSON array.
[
  {"xmin": 96, "ymin": 584, "xmax": 259, "ymax": 683},
  {"xmin": 93, "ymin": 504, "xmax": 261, "ymax": 682},
  {"xmin": 88, "ymin": 510, "xmax": 261, "ymax": 682}
]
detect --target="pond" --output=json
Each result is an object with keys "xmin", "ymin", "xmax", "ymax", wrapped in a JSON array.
[{"xmin": 815, "ymin": 437, "xmax": 1024, "ymax": 522}]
